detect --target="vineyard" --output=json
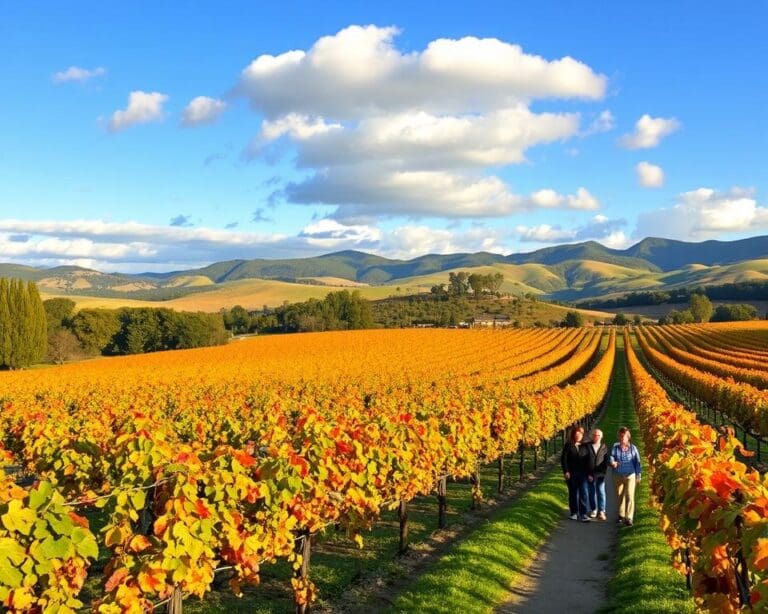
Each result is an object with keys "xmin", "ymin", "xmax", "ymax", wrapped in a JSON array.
[
  {"xmin": 2, "ymin": 322, "xmax": 768, "ymax": 613},
  {"xmin": 0, "ymin": 327, "xmax": 614, "ymax": 613}
]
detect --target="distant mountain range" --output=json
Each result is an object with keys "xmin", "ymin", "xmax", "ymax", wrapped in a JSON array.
[{"xmin": 2, "ymin": 235, "xmax": 767, "ymax": 309}]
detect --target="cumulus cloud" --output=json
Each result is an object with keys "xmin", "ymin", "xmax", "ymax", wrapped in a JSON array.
[
  {"xmin": 239, "ymin": 25, "xmax": 606, "ymax": 118},
  {"xmin": 255, "ymin": 107, "xmax": 579, "ymax": 169},
  {"xmin": 529, "ymin": 187, "xmax": 599, "ymax": 210},
  {"xmin": 238, "ymin": 25, "xmax": 605, "ymax": 220},
  {"xmin": 299, "ymin": 218, "xmax": 382, "ymax": 249},
  {"xmin": 378, "ymin": 225, "xmax": 511, "ymax": 259},
  {"xmin": 108, "ymin": 91, "xmax": 169, "ymax": 132},
  {"xmin": 283, "ymin": 168, "xmax": 599, "ymax": 221},
  {"xmin": 636, "ymin": 161, "xmax": 665, "ymax": 188},
  {"xmin": 515, "ymin": 214, "xmax": 627, "ymax": 246},
  {"xmin": 181, "ymin": 96, "xmax": 227, "ymax": 126},
  {"xmin": 515, "ymin": 224, "xmax": 575, "ymax": 243},
  {"xmin": 620, "ymin": 114, "xmax": 680, "ymax": 149},
  {"xmin": 53, "ymin": 66, "xmax": 106, "ymax": 84},
  {"xmin": 635, "ymin": 187, "xmax": 768, "ymax": 240}
]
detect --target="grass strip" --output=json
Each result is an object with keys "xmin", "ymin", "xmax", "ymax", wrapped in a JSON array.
[
  {"xmin": 600, "ymin": 336, "xmax": 694, "ymax": 613},
  {"xmin": 387, "ymin": 467, "xmax": 566, "ymax": 613}
]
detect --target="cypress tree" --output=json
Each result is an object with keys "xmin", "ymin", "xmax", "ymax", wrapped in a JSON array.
[
  {"xmin": 0, "ymin": 277, "xmax": 47, "ymax": 368},
  {"xmin": 8, "ymin": 279, "xmax": 23, "ymax": 368},
  {"xmin": 0, "ymin": 278, "xmax": 10, "ymax": 366},
  {"xmin": 27, "ymin": 281, "xmax": 47, "ymax": 363}
]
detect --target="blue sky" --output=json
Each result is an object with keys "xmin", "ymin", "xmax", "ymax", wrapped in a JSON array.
[{"xmin": 1, "ymin": 1, "xmax": 766, "ymax": 272}]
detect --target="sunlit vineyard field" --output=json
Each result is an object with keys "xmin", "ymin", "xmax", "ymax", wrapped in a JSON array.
[
  {"xmin": 3, "ymin": 322, "xmax": 768, "ymax": 613},
  {"xmin": 0, "ymin": 327, "xmax": 614, "ymax": 612}
]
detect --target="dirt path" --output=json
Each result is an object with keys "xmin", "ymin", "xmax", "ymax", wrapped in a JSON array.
[
  {"xmin": 496, "ymin": 476, "xmax": 618, "ymax": 613},
  {"xmin": 496, "ymin": 348, "xmax": 633, "ymax": 614}
]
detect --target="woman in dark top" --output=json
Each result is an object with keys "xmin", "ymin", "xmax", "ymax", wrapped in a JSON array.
[
  {"xmin": 585, "ymin": 428, "xmax": 609, "ymax": 520},
  {"xmin": 560, "ymin": 425, "xmax": 590, "ymax": 522}
]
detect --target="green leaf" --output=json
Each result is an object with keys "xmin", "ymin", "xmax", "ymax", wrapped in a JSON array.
[
  {"xmin": 75, "ymin": 534, "xmax": 98, "ymax": 560},
  {"xmin": 1, "ymin": 500, "xmax": 36, "ymax": 535},
  {"xmin": 39, "ymin": 535, "xmax": 72, "ymax": 560},
  {"xmin": 47, "ymin": 511, "xmax": 74, "ymax": 537},
  {"xmin": 130, "ymin": 490, "xmax": 146, "ymax": 511},
  {"xmin": 28, "ymin": 481, "xmax": 53, "ymax": 510},
  {"xmin": 0, "ymin": 556, "xmax": 23, "ymax": 588},
  {"xmin": 0, "ymin": 537, "xmax": 26, "ymax": 565}
]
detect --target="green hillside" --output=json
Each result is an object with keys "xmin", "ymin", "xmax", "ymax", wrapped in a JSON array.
[{"xmin": 5, "ymin": 235, "xmax": 768, "ymax": 309}]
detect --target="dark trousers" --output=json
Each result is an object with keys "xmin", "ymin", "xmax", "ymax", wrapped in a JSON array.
[{"xmin": 567, "ymin": 473, "xmax": 589, "ymax": 517}]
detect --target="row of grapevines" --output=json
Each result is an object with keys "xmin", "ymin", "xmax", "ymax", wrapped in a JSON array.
[
  {"xmin": 670, "ymin": 325, "xmax": 768, "ymax": 368},
  {"xmin": 647, "ymin": 325, "xmax": 768, "ymax": 389},
  {"xmin": 625, "ymin": 330, "xmax": 768, "ymax": 612},
  {"xmin": 635, "ymin": 326, "xmax": 768, "ymax": 436}
]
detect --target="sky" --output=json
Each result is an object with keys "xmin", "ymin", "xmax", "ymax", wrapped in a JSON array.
[{"xmin": 1, "ymin": 1, "xmax": 767, "ymax": 273}]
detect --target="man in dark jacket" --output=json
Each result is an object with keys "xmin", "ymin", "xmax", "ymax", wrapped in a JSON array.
[
  {"xmin": 585, "ymin": 428, "xmax": 609, "ymax": 520},
  {"xmin": 561, "ymin": 425, "xmax": 590, "ymax": 522}
]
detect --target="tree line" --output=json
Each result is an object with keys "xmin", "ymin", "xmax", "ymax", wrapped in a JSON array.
[
  {"xmin": 222, "ymin": 290, "xmax": 374, "ymax": 334},
  {"xmin": 45, "ymin": 298, "xmax": 229, "ymax": 362},
  {"xmin": 583, "ymin": 280, "xmax": 768, "ymax": 309},
  {"xmin": 657, "ymin": 293, "xmax": 762, "ymax": 324},
  {"xmin": 430, "ymin": 271, "xmax": 504, "ymax": 298}
]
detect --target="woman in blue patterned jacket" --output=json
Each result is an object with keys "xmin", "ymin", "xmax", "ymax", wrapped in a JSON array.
[{"xmin": 609, "ymin": 426, "xmax": 642, "ymax": 527}]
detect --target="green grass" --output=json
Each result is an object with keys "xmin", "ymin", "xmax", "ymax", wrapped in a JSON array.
[
  {"xmin": 387, "ymin": 468, "xmax": 567, "ymax": 613},
  {"xmin": 600, "ymin": 335, "xmax": 694, "ymax": 613}
]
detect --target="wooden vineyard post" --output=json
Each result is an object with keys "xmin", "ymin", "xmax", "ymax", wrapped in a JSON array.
[
  {"xmin": 398, "ymin": 500, "xmax": 409, "ymax": 554},
  {"xmin": 497, "ymin": 455, "xmax": 504, "ymax": 493},
  {"xmin": 437, "ymin": 476, "xmax": 448, "ymax": 529},
  {"xmin": 470, "ymin": 468, "xmax": 481, "ymax": 510},
  {"xmin": 167, "ymin": 585, "xmax": 183, "ymax": 614},
  {"xmin": 294, "ymin": 529, "xmax": 312, "ymax": 614},
  {"xmin": 518, "ymin": 444, "xmax": 525, "ymax": 479}
]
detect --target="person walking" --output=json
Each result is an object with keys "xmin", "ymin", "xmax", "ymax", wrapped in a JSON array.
[
  {"xmin": 609, "ymin": 426, "xmax": 642, "ymax": 527},
  {"xmin": 585, "ymin": 429, "xmax": 609, "ymax": 521},
  {"xmin": 561, "ymin": 425, "xmax": 590, "ymax": 522}
]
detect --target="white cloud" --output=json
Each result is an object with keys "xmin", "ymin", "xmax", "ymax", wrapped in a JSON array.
[
  {"xmin": 263, "ymin": 107, "xmax": 579, "ymax": 169},
  {"xmin": 378, "ymin": 225, "xmax": 511, "ymax": 259},
  {"xmin": 239, "ymin": 25, "xmax": 606, "ymax": 119},
  {"xmin": 620, "ymin": 114, "xmax": 680, "ymax": 149},
  {"xmin": 529, "ymin": 187, "xmax": 599, "ymax": 210},
  {"xmin": 53, "ymin": 66, "xmax": 106, "ymax": 84},
  {"xmin": 583, "ymin": 110, "xmax": 615, "ymax": 135},
  {"xmin": 515, "ymin": 224, "xmax": 575, "ymax": 243},
  {"xmin": 515, "ymin": 214, "xmax": 627, "ymax": 245},
  {"xmin": 298, "ymin": 218, "xmax": 382, "ymax": 249},
  {"xmin": 284, "ymin": 168, "xmax": 599, "ymax": 221},
  {"xmin": 181, "ymin": 96, "xmax": 227, "ymax": 126},
  {"xmin": 0, "ymin": 218, "xmax": 513, "ymax": 271},
  {"xmin": 238, "ymin": 25, "xmax": 605, "ymax": 220},
  {"xmin": 260, "ymin": 113, "xmax": 342, "ymax": 141},
  {"xmin": 108, "ymin": 91, "xmax": 169, "ymax": 132},
  {"xmin": 600, "ymin": 231, "xmax": 631, "ymax": 249},
  {"xmin": 635, "ymin": 187, "xmax": 768, "ymax": 239},
  {"xmin": 636, "ymin": 161, "xmax": 665, "ymax": 188}
]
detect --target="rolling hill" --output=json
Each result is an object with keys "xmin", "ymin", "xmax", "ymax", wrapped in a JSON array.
[{"xmin": 5, "ymin": 235, "xmax": 768, "ymax": 312}]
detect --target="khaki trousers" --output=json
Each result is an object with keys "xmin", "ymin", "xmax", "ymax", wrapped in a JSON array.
[{"xmin": 613, "ymin": 473, "xmax": 636, "ymax": 520}]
